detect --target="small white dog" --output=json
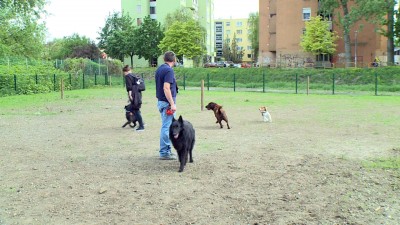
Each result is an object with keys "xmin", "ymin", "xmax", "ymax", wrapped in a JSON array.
[{"xmin": 259, "ymin": 106, "xmax": 272, "ymax": 122}]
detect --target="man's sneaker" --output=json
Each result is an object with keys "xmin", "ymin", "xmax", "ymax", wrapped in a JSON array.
[
  {"xmin": 159, "ymin": 153, "xmax": 177, "ymax": 160},
  {"xmin": 136, "ymin": 127, "xmax": 145, "ymax": 132}
]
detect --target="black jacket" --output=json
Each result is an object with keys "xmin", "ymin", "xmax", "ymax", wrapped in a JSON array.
[
  {"xmin": 131, "ymin": 84, "xmax": 142, "ymax": 110},
  {"xmin": 126, "ymin": 74, "xmax": 142, "ymax": 110}
]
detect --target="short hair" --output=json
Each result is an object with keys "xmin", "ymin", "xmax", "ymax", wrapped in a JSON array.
[
  {"xmin": 164, "ymin": 51, "xmax": 176, "ymax": 63},
  {"xmin": 122, "ymin": 65, "xmax": 131, "ymax": 72}
]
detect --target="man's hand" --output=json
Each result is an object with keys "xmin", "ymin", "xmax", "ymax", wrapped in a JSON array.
[{"xmin": 170, "ymin": 104, "xmax": 176, "ymax": 112}]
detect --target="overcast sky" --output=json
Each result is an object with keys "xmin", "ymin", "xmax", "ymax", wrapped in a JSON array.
[{"xmin": 43, "ymin": 0, "xmax": 259, "ymax": 42}]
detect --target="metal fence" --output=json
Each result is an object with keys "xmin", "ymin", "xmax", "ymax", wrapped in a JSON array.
[
  {"xmin": 0, "ymin": 73, "xmax": 124, "ymax": 96},
  {"xmin": 174, "ymin": 71, "xmax": 399, "ymax": 96}
]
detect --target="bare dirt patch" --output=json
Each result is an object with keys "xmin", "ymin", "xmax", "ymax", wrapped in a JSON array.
[{"xmin": 1, "ymin": 89, "xmax": 399, "ymax": 224}]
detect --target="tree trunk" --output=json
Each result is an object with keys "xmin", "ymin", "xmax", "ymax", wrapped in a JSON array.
[
  {"xmin": 129, "ymin": 54, "xmax": 134, "ymax": 67},
  {"xmin": 386, "ymin": 0, "xmax": 395, "ymax": 65},
  {"xmin": 341, "ymin": 0, "xmax": 352, "ymax": 67}
]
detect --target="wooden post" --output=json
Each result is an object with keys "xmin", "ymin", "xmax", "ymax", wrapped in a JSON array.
[
  {"xmin": 201, "ymin": 80, "xmax": 204, "ymax": 111},
  {"xmin": 61, "ymin": 78, "xmax": 64, "ymax": 99},
  {"xmin": 307, "ymin": 75, "xmax": 310, "ymax": 95}
]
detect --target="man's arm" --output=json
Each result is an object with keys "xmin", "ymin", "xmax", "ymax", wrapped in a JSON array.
[{"xmin": 163, "ymin": 82, "xmax": 176, "ymax": 112}]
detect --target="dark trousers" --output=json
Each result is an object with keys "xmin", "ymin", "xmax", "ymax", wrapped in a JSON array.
[{"xmin": 133, "ymin": 109, "xmax": 144, "ymax": 128}]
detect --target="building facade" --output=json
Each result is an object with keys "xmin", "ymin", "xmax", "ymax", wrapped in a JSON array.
[
  {"xmin": 259, "ymin": 0, "xmax": 387, "ymax": 67},
  {"xmin": 121, "ymin": 0, "xmax": 214, "ymax": 67},
  {"xmin": 214, "ymin": 18, "xmax": 253, "ymax": 63}
]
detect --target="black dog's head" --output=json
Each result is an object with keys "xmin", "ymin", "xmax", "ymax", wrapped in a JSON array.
[
  {"xmin": 205, "ymin": 102, "xmax": 217, "ymax": 110},
  {"xmin": 170, "ymin": 115, "xmax": 184, "ymax": 139}
]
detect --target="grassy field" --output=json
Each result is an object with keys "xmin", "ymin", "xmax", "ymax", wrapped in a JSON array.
[{"xmin": 1, "ymin": 86, "xmax": 399, "ymax": 224}]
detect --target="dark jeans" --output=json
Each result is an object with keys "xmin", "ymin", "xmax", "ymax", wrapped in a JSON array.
[{"xmin": 133, "ymin": 109, "xmax": 144, "ymax": 128}]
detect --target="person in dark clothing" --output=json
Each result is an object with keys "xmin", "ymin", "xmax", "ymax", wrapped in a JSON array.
[
  {"xmin": 123, "ymin": 65, "xmax": 145, "ymax": 132},
  {"xmin": 155, "ymin": 51, "xmax": 178, "ymax": 160}
]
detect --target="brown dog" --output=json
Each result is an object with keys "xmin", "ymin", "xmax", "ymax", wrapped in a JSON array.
[{"xmin": 205, "ymin": 102, "xmax": 230, "ymax": 129}]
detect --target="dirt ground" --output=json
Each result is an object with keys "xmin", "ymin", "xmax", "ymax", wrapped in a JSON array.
[{"xmin": 1, "ymin": 89, "xmax": 399, "ymax": 225}]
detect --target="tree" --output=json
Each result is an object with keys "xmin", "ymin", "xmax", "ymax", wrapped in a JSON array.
[
  {"xmin": 98, "ymin": 12, "xmax": 136, "ymax": 62},
  {"xmin": 248, "ymin": 12, "xmax": 259, "ymax": 62},
  {"xmin": 45, "ymin": 34, "xmax": 100, "ymax": 60},
  {"xmin": 70, "ymin": 42, "xmax": 101, "ymax": 59},
  {"xmin": 158, "ymin": 20, "xmax": 206, "ymax": 62},
  {"xmin": 319, "ymin": 0, "xmax": 365, "ymax": 67},
  {"xmin": 163, "ymin": 8, "xmax": 207, "ymax": 65},
  {"xmin": 0, "ymin": 0, "xmax": 45, "ymax": 15},
  {"xmin": 222, "ymin": 36, "xmax": 231, "ymax": 61},
  {"xmin": 300, "ymin": 16, "xmax": 338, "ymax": 61},
  {"xmin": 358, "ymin": 0, "xmax": 397, "ymax": 65},
  {"xmin": 0, "ymin": 0, "xmax": 46, "ymax": 57},
  {"xmin": 230, "ymin": 33, "xmax": 244, "ymax": 63},
  {"xmin": 164, "ymin": 8, "xmax": 194, "ymax": 30},
  {"xmin": 134, "ymin": 16, "xmax": 164, "ymax": 66},
  {"xmin": 395, "ymin": 4, "xmax": 400, "ymax": 47}
]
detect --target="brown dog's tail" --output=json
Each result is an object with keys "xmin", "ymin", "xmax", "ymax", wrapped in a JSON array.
[{"xmin": 217, "ymin": 105, "xmax": 223, "ymax": 112}]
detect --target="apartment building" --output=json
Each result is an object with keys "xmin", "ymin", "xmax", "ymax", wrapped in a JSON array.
[
  {"xmin": 259, "ymin": 0, "xmax": 387, "ymax": 67},
  {"xmin": 214, "ymin": 18, "xmax": 253, "ymax": 63},
  {"xmin": 121, "ymin": 0, "xmax": 214, "ymax": 67}
]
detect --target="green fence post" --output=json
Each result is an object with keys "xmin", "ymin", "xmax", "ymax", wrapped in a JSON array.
[
  {"xmin": 233, "ymin": 73, "xmax": 236, "ymax": 92},
  {"xmin": 262, "ymin": 70, "xmax": 265, "ymax": 93},
  {"xmin": 95, "ymin": 72, "xmax": 97, "ymax": 85},
  {"xmin": 375, "ymin": 72, "xmax": 378, "ymax": 96},
  {"xmin": 35, "ymin": 74, "xmax": 38, "ymax": 85},
  {"xmin": 104, "ymin": 73, "xmax": 107, "ymax": 85},
  {"xmin": 295, "ymin": 73, "xmax": 298, "ymax": 94},
  {"xmin": 183, "ymin": 74, "xmax": 186, "ymax": 90},
  {"xmin": 83, "ymin": 73, "xmax": 85, "ymax": 89},
  {"xmin": 332, "ymin": 73, "xmax": 335, "ymax": 95},
  {"xmin": 69, "ymin": 74, "xmax": 72, "ymax": 88},
  {"xmin": 53, "ymin": 74, "xmax": 56, "ymax": 91},
  {"xmin": 14, "ymin": 74, "xmax": 17, "ymax": 91}
]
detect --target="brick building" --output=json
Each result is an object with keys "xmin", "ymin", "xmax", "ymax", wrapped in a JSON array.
[{"xmin": 259, "ymin": 0, "xmax": 387, "ymax": 67}]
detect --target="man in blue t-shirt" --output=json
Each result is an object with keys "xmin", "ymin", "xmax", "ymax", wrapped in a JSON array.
[{"xmin": 155, "ymin": 51, "xmax": 178, "ymax": 160}]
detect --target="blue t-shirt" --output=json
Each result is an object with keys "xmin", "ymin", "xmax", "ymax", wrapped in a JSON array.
[{"xmin": 155, "ymin": 63, "xmax": 177, "ymax": 102}]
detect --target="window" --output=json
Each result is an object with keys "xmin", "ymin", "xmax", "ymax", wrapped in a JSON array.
[
  {"xmin": 216, "ymin": 27, "xmax": 222, "ymax": 32},
  {"xmin": 137, "ymin": 18, "xmax": 142, "ymax": 26},
  {"xmin": 247, "ymin": 46, "xmax": 252, "ymax": 50},
  {"xmin": 247, "ymin": 54, "xmax": 252, "ymax": 58},
  {"xmin": 137, "ymin": 5, "xmax": 142, "ymax": 14},
  {"xmin": 236, "ymin": 21, "xmax": 242, "ymax": 26},
  {"xmin": 303, "ymin": 8, "xmax": 311, "ymax": 20},
  {"xmin": 226, "ymin": 30, "xmax": 231, "ymax": 35},
  {"xmin": 236, "ymin": 38, "xmax": 242, "ymax": 43},
  {"xmin": 236, "ymin": 30, "xmax": 242, "ymax": 34},
  {"xmin": 226, "ymin": 22, "xmax": 230, "ymax": 26},
  {"xmin": 150, "ymin": 6, "xmax": 156, "ymax": 14}
]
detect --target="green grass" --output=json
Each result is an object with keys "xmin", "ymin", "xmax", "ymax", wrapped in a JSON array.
[
  {"xmin": 362, "ymin": 148, "xmax": 400, "ymax": 169},
  {"xmin": 363, "ymin": 158, "xmax": 400, "ymax": 169}
]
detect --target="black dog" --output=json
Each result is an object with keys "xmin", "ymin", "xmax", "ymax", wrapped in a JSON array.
[
  {"xmin": 122, "ymin": 104, "xmax": 137, "ymax": 128},
  {"xmin": 169, "ymin": 115, "xmax": 195, "ymax": 172},
  {"xmin": 205, "ymin": 102, "xmax": 231, "ymax": 129}
]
